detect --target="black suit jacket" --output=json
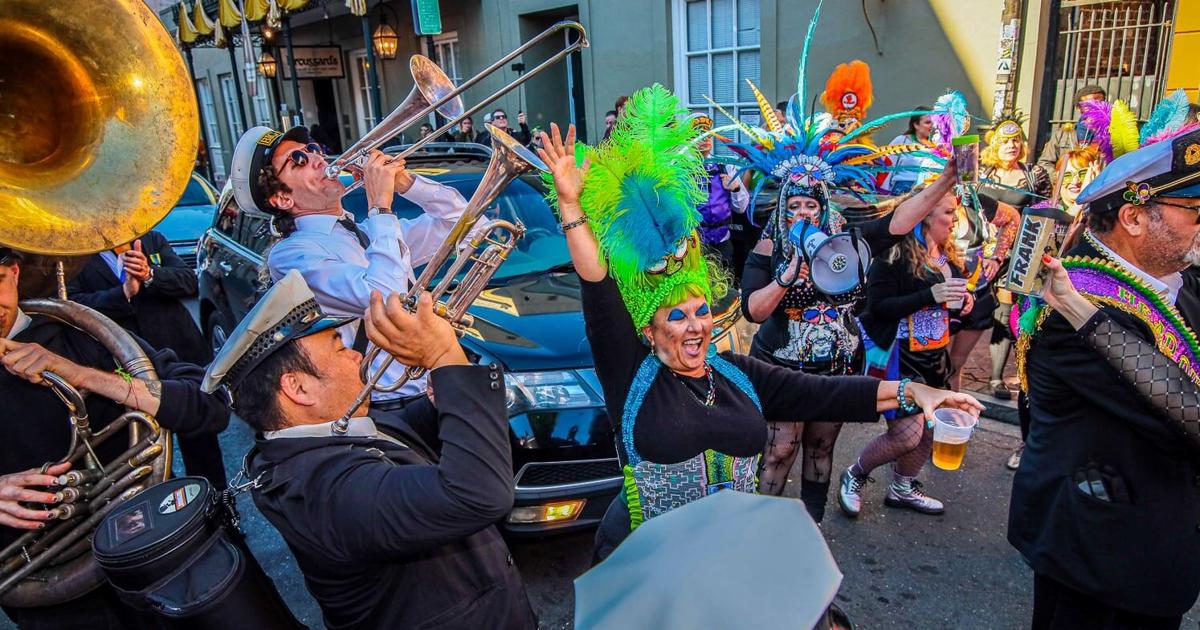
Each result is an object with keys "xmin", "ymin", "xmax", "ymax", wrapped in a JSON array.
[
  {"xmin": 67, "ymin": 230, "xmax": 210, "ymax": 365},
  {"xmin": 248, "ymin": 365, "xmax": 535, "ymax": 630},
  {"xmin": 1008, "ymin": 238, "xmax": 1200, "ymax": 617}
]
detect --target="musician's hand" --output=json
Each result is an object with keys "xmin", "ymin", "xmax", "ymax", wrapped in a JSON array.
[
  {"xmin": 517, "ymin": 111, "xmax": 526, "ymax": 125},
  {"xmin": 362, "ymin": 150, "xmax": 403, "ymax": 210},
  {"xmin": 0, "ymin": 339, "xmax": 83, "ymax": 386},
  {"xmin": 392, "ymin": 157, "xmax": 415, "ymax": 194},
  {"xmin": 365, "ymin": 291, "xmax": 467, "ymax": 371},
  {"xmin": 122, "ymin": 240, "xmax": 151, "ymax": 281},
  {"xmin": 1041, "ymin": 255, "xmax": 1097, "ymax": 330},
  {"xmin": 536, "ymin": 123, "xmax": 590, "ymax": 206},
  {"xmin": 0, "ymin": 463, "xmax": 71, "ymax": 529}
]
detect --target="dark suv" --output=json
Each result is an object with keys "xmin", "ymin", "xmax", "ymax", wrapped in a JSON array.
[{"xmin": 197, "ymin": 143, "xmax": 744, "ymax": 535}]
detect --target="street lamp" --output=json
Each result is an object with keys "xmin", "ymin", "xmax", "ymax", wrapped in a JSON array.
[
  {"xmin": 372, "ymin": 17, "xmax": 399, "ymax": 60},
  {"xmin": 257, "ymin": 51, "xmax": 277, "ymax": 78}
]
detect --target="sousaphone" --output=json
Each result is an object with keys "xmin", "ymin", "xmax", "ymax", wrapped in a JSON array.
[{"xmin": 0, "ymin": 0, "xmax": 198, "ymax": 606}]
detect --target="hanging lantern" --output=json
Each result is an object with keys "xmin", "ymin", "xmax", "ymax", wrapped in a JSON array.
[
  {"xmin": 257, "ymin": 51, "xmax": 278, "ymax": 78},
  {"xmin": 372, "ymin": 19, "xmax": 399, "ymax": 60}
]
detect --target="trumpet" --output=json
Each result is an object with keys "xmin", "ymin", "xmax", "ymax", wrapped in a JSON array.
[
  {"xmin": 332, "ymin": 125, "xmax": 547, "ymax": 434},
  {"xmin": 327, "ymin": 20, "xmax": 588, "ymax": 196}
]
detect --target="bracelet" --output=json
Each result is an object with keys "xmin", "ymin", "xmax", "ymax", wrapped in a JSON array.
[
  {"xmin": 561, "ymin": 214, "xmax": 589, "ymax": 231},
  {"xmin": 897, "ymin": 378, "xmax": 919, "ymax": 415}
]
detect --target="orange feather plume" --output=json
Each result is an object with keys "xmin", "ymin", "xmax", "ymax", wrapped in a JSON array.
[{"xmin": 820, "ymin": 60, "xmax": 874, "ymax": 125}]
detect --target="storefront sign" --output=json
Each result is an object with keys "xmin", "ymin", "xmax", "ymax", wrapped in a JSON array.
[{"xmin": 281, "ymin": 46, "xmax": 345, "ymax": 80}]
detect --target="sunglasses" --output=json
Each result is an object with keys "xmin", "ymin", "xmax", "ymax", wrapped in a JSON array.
[
  {"xmin": 1061, "ymin": 168, "xmax": 1091, "ymax": 185},
  {"xmin": 493, "ymin": 113, "xmax": 507, "ymax": 119},
  {"xmin": 1152, "ymin": 199, "xmax": 1200, "ymax": 224},
  {"xmin": 282, "ymin": 143, "xmax": 325, "ymax": 171}
]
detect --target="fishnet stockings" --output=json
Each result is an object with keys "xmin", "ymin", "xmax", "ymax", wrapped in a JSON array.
[
  {"xmin": 758, "ymin": 421, "xmax": 844, "ymax": 496},
  {"xmin": 851, "ymin": 414, "xmax": 932, "ymax": 478}
]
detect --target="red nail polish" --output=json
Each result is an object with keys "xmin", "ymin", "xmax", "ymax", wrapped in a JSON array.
[{"xmin": 1042, "ymin": 254, "xmax": 1052, "ymax": 264}]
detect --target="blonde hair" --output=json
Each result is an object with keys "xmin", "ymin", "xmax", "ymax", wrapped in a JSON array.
[
  {"xmin": 885, "ymin": 218, "xmax": 965, "ymax": 278},
  {"xmin": 981, "ymin": 134, "xmax": 1029, "ymax": 167}
]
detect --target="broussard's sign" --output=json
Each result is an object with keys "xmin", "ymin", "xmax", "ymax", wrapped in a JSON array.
[{"xmin": 280, "ymin": 46, "xmax": 345, "ymax": 79}]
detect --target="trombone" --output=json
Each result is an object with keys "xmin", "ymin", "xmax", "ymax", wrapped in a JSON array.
[
  {"xmin": 332, "ymin": 125, "xmax": 547, "ymax": 434},
  {"xmin": 327, "ymin": 20, "xmax": 588, "ymax": 195}
]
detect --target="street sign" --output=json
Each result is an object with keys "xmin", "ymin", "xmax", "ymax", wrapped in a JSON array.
[{"xmin": 412, "ymin": 0, "xmax": 442, "ymax": 35}]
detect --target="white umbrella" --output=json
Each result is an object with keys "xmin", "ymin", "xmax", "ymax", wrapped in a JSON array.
[{"xmin": 575, "ymin": 490, "xmax": 844, "ymax": 629}]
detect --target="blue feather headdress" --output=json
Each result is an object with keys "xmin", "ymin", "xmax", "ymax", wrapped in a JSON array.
[{"xmin": 710, "ymin": 0, "xmax": 948, "ymax": 258}]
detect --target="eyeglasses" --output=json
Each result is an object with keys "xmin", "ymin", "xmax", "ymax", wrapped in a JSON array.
[
  {"xmin": 282, "ymin": 143, "xmax": 324, "ymax": 171},
  {"xmin": 1061, "ymin": 168, "xmax": 1091, "ymax": 185},
  {"xmin": 1152, "ymin": 199, "xmax": 1200, "ymax": 224},
  {"xmin": 493, "ymin": 113, "xmax": 507, "ymax": 120}
]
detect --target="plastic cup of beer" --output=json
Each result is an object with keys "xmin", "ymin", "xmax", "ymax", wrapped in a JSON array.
[
  {"xmin": 944, "ymin": 278, "xmax": 969, "ymax": 310},
  {"xmin": 931, "ymin": 408, "xmax": 978, "ymax": 471}
]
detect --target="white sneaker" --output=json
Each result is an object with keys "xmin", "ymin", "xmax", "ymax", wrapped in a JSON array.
[
  {"xmin": 884, "ymin": 480, "xmax": 945, "ymax": 515},
  {"xmin": 837, "ymin": 467, "xmax": 872, "ymax": 517}
]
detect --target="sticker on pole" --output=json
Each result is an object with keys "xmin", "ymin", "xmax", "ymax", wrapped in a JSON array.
[{"xmin": 159, "ymin": 483, "xmax": 202, "ymax": 515}]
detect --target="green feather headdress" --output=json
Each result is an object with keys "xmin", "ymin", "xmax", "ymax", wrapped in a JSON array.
[{"xmin": 549, "ymin": 84, "xmax": 715, "ymax": 329}]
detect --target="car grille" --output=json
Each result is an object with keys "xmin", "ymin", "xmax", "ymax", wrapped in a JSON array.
[
  {"xmin": 170, "ymin": 241, "xmax": 198, "ymax": 270},
  {"xmin": 514, "ymin": 459, "xmax": 622, "ymax": 489}
]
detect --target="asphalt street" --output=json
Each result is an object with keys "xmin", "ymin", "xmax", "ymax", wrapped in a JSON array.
[{"xmin": 4, "ymin": 301, "xmax": 1198, "ymax": 629}]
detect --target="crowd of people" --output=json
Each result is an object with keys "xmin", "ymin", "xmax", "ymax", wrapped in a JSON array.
[{"xmin": 5, "ymin": 7, "xmax": 1200, "ymax": 628}]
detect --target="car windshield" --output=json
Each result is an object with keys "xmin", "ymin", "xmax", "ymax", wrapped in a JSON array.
[
  {"xmin": 341, "ymin": 170, "xmax": 571, "ymax": 281},
  {"xmin": 177, "ymin": 176, "xmax": 214, "ymax": 206}
]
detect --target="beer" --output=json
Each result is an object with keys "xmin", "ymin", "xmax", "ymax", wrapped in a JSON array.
[{"xmin": 932, "ymin": 439, "xmax": 969, "ymax": 471}]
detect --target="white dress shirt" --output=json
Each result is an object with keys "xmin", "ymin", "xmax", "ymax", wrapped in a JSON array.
[
  {"xmin": 6, "ymin": 308, "xmax": 31, "ymax": 339},
  {"xmin": 1089, "ymin": 231, "xmax": 1184, "ymax": 305},
  {"xmin": 267, "ymin": 175, "xmax": 467, "ymax": 399},
  {"xmin": 264, "ymin": 415, "xmax": 408, "ymax": 445},
  {"xmin": 99, "ymin": 251, "xmax": 124, "ymax": 282}
]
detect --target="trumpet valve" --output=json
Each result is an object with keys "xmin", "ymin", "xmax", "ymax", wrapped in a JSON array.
[{"xmin": 454, "ymin": 313, "xmax": 475, "ymax": 330}]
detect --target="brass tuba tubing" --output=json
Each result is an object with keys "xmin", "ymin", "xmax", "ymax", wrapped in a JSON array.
[{"xmin": 333, "ymin": 20, "xmax": 588, "ymax": 196}]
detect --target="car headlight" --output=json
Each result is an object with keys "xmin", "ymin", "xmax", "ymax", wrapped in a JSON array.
[{"xmin": 504, "ymin": 370, "xmax": 602, "ymax": 415}]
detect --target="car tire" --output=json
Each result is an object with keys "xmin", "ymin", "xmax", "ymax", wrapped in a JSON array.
[{"xmin": 206, "ymin": 310, "xmax": 233, "ymax": 355}]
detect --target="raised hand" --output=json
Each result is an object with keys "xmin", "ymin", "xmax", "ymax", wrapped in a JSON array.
[
  {"xmin": 122, "ymin": 240, "xmax": 151, "ymax": 281},
  {"xmin": 535, "ymin": 123, "xmax": 590, "ymax": 206},
  {"xmin": 1040, "ymin": 255, "xmax": 1098, "ymax": 330}
]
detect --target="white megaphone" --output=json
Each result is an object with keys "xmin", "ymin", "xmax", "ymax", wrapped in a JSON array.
[{"xmin": 786, "ymin": 222, "xmax": 871, "ymax": 304}]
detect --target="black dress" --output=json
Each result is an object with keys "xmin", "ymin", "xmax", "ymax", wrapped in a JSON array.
[
  {"xmin": 582, "ymin": 276, "xmax": 882, "ymax": 558},
  {"xmin": 741, "ymin": 214, "xmax": 903, "ymax": 377},
  {"xmin": 860, "ymin": 255, "xmax": 961, "ymax": 388}
]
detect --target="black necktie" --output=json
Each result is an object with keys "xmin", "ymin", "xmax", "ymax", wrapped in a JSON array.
[{"xmin": 337, "ymin": 215, "xmax": 370, "ymax": 249}]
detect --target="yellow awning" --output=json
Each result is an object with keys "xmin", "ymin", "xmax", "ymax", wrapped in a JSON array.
[
  {"xmin": 344, "ymin": 0, "xmax": 367, "ymax": 17},
  {"xmin": 279, "ymin": 0, "xmax": 310, "ymax": 11},
  {"xmin": 177, "ymin": 2, "xmax": 199, "ymax": 44},
  {"xmin": 244, "ymin": 0, "xmax": 269, "ymax": 22},
  {"xmin": 217, "ymin": 0, "xmax": 242, "ymax": 29},
  {"xmin": 192, "ymin": 0, "xmax": 215, "ymax": 36},
  {"xmin": 213, "ymin": 18, "xmax": 228, "ymax": 48}
]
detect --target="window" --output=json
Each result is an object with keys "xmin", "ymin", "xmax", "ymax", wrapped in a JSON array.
[
  {"xmin": 252, "ymin": 75, "xmax": 274, "ymax": 127},
  {"xmin": 219, "ymin": 74, "xmax": 245, "ymax": 142},
  {"xmin": 349, "ymin": 50, "xmax": 382, "ymax": 136},
  {"xmin": 196, "ymin": 78, "xmax": 225, "ymax": 182},
  {"xmin": 428, "ymin": 32, "xmax": 462, "ymax": 85},
  {"xmin": 673, "ymin": 0, "xmax": 761, "ymax": 155}
]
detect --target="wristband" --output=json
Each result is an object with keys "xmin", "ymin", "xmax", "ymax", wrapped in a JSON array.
[
  {"xmin": 561, "ymin": 214, "xmax": 590, "ymax": 231},
  {"xmin": 897, "ymin": 378, "xmax": 919, "ymax": 416}
]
